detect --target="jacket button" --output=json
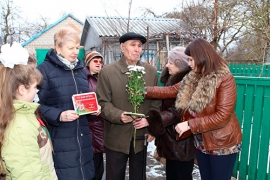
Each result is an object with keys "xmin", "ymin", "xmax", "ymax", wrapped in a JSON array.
[{"xmin": 81, "ymin": 134, "xmax": 83, "ymax": 136}]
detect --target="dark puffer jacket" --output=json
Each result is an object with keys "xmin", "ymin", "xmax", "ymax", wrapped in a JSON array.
[
  {"xmin": 37, "ymin": 49, "xmax": 94, "ymax": 180},
  {"xmin": 85, "ymin": 67, "xmax": 105, "ymax": 154},
  {"xmin": 147, "ymin": 68, "xmax": 196, "ymax": 161}
]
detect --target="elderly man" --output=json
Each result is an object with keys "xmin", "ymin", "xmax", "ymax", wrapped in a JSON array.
[{"xmin": 96, "ymin": 32, "xmax": 161, "ymax": 180}]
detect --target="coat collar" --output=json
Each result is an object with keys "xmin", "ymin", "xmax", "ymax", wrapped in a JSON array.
[
  {"xmin": 45, "ymin": 49, "xmax": 84, "ymax": 70},
  {"xmin": 84, "ymin": 66, "xmax": 98, "ymax": 79},
  {"xmin": 175, "ymin": 65, "xmax": 230, "ymax": 113},
  {"xmin": 14, "ymin": 100, "xmax": 39, "ymax": 114},
  {"xmin": 84, "ymin": 66, "xmax": 91, "ymax": 75},
  {"xmin": 118, "ymin": 57, "xmax": 143, "ymax": 74}
]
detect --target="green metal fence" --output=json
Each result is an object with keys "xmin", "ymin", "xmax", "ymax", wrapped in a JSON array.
[
  {"xmin": 157, "ymin": 66, "xmax": 270, "ymax": 180},
  {"xmin": 35, "ymin": 48, "xmax": 85, "ymax": 65},
  {"xmin": 229, "ymin": 63, "xmax": 269, "ymax": 179},
  {"xmin": 233, "ymin": 76, "xmax": 270, "ymax": 180},
  {"xmin": 228, "ymin": 63, "xmax": 270, "ymax": 77}
]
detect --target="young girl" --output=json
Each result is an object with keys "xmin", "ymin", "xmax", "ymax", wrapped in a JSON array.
[{"xmin": 0, "ymin": 43, "xmax": 58, "ymax": 180}]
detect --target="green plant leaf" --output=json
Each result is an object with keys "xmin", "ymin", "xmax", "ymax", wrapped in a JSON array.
[{"xmin": 125, "ymin": 65, "xmax": 146, "ymax": 148}]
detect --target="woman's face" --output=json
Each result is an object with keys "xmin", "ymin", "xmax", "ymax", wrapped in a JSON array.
[
  {"xmin": 88, "ymin": 57, "xmax": 103, "ymax": 74},
  {"xmin": 56, "ymin": 41, "xmax": 80, "ymax": 62},
  {"xmin": 188, "ymin": 56, "xmax": 196, "ymax": 71},
  {"xmin": 166, "ymin": 60, "xmax": 180, "ymax": 75}
]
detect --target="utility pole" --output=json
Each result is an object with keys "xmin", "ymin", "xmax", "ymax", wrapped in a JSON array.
[
  {"xmin": 146, "ymin": 26, "xmax": 149, "ymax": 64},
  {"xmin": 127, "ymin": 0, "xmax": 132, "ymax": 32},
  {"xmin": 213, "ymin": 0, "xmax": 218, "ymax": 50}
]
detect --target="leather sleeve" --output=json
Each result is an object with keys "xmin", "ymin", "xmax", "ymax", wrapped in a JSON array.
[{"xmin": 145, "ymin": 82, "xmax": 180, "ymax": 99}]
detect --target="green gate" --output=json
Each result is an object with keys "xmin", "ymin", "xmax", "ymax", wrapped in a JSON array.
[
  {"xmin": 35, "ymin": 48, "xmax": 85, "ymax": 65},
  {"xmin": 233, "ymin": 76, "xmax": 270, "ymax": 180},
  {"xmin": 228, "ymin": 63, "xmax": 270, "ymax": 77},
  {"xmin": 157, "ymin": 65, "xmax": 270, "ymax": 180}
]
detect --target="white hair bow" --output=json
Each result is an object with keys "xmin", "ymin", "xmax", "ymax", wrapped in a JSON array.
[{"xmin": 0, "ymin": 42, "xmax": 29, "ymax": 68}]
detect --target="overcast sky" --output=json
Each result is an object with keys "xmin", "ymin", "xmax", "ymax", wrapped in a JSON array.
[{"xmin": 13, "ymin": 0, "xmax": 183, "ymax": 23}]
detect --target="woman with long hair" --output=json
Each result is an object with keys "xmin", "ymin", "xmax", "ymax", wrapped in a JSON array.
[
  {"xmin": 146, "ymin": 46, "xmax": 196, "ymax": 180},
  {"xmin": 146, "ymin": 38, "xmax": 242, "ymax": 180}
]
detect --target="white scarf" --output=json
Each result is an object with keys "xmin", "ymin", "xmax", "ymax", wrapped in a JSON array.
[{"xmin": 57, "ymin": 54, "xmax": 78, "ymax": 70}]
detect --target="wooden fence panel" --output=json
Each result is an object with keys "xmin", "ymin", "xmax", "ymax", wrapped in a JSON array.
[
  {"xmin": 228, "ymin": 64, "xmax": 270, "ymax": 77},
  {"xmin": 234, "ymin": 77, "xmax": 270, "ymax": 180},
  {"xmin": 233, "ymin": 84, "xmax": 246, "ymax": 178},
  {"xmin": 238, "ymin": 84, "xmax": 254, "ymax": 179},
  {"xmin": 257, "ymin": 87, "xmax": 270, "ymax": 180},
  {"xmin": 248, "ymin": 86, "xmax": 264, "ymax": 180}
]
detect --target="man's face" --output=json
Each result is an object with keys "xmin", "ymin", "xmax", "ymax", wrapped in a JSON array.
[{"xmin": 120, "ymin": 40, "xmax": 143, "ymax": 65}]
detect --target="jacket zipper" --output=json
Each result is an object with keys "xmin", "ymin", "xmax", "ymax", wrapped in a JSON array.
[{"xmin": 71, "ymin": 69, "xmax": 85, "ymax": 180}]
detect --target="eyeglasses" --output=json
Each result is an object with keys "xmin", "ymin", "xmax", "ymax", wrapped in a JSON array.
[{"xmin": 93, "ymin": 60, "xmax": 103, "ymax": 64}]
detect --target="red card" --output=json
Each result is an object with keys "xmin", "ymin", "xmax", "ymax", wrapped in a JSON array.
[{"xmin": 72, "ymin": 92, "xmax": 99, "ymax": 115}]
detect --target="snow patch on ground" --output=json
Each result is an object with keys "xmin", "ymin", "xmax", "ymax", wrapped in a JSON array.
[{"xmin": 146, "ymin": 141, "xmax": 201, "ymax": 180}]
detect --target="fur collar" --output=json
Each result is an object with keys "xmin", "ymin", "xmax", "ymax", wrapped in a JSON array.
[
  {"xmin": 175, "ymin": 65, "xmax": 230, "ymax": 113},
  {"xmin": 166, "ymin": 68, "xmax": 191, "ymax": 86}
]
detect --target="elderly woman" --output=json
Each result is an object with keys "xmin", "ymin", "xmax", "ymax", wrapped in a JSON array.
[
  {"xmin": 37, "ymin": 26, "xmax": 100, "ymax": 180},
  {"xmin": 147, "ymin": 38, "xmax": 242, "ymax": 180},
  {"xmin": 84, "ymin": 51, "xmax": 105, "ymax": 180},
  {"xmin": 146, "ymin": 46, "xmax": 196, "ymax": 180}
]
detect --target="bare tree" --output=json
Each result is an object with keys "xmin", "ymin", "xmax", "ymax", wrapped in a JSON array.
[
  {"xmin": 177, "ymin": 0, "xmax": 245, "ymax": 54},
  {"xmin": 1, "ymin": 0, "xmax": 19, "ymax": 43},
  {"xmin": 140, "ymin": 8, "xmax": 161, "ymax": 18},
  {"xmin": 127, "ymin": 0, "xmax": 132, "ymax": 32},
  {"xmin": 156, "ymin": 0, "xmax": 270, "ymax": 62},
  {"xmin": 0, "ymin": 0, "xmax": 50, "ymax": 44},
  {"xmin": 239, "ymin": 0, "xmax": 270, "ymax": 62},
  {"xmin": 19, "ymin": 16, "xmax": 50, "ymax": 41}
]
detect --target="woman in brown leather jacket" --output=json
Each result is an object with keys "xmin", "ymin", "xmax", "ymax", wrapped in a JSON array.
[
  {"xmin": 147, "ymin": 47, "xmax": 196, "ymax": 180},
  {"xmin": 84, "ymin": 51, "xmax": 105, "ymax": 180},
  {"xmin": 147, "ymin": 38, "xmax": 242, "ymax": 180}
]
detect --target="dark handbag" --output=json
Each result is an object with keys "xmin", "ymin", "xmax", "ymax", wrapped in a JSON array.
[
  {"xmin": 175, "ymin": 109, "xmax": 192, "ymax": 140},
  {"xmin": 164, "ymin": 108, "xmax": 192, "ymax": 141}
]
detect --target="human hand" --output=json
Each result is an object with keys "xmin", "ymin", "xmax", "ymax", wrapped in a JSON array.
[
  {"xmin": 145, "ymin": 134, "xmax": 155, "ymax": 142},
  {"xmin": 91, "ymin": 105, "xmax": 101, "ymax": 116},
  {"xmin": 144, "ymin": 89, "xmax": 147, "ymax": 96},
  {"xmin": 60, "ymin": 110, "xmax": 79, "ymax": 122},
  {"xmin": 120, "ymin": 112, "xmax": 134, "ymax": 123},
  {"xmin": 175, "ymin": 121, "xmax": 189, "ymax": 137},
  {"xmin": 133, "ymin": 117, "xmax": 149, "ymax": 129}
]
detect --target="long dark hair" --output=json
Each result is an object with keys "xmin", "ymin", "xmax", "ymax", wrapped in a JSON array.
[
  {"xmin": 185, "ymin": 38, "xmax": 227, "ymax": 76},
  {"xmin": 0, "ymin": 64, "xmax": 42, "ymax": 173}
]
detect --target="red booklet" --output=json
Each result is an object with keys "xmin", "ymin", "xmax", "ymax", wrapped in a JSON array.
[{"xmin": 72, "ymin": 92, "xmax": 99, "ymax": 115}]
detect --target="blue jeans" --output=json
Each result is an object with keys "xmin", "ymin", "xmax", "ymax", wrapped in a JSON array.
[{"xmin": 196, "ymin": 149, "xmax": 237, "ymax": 180}]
